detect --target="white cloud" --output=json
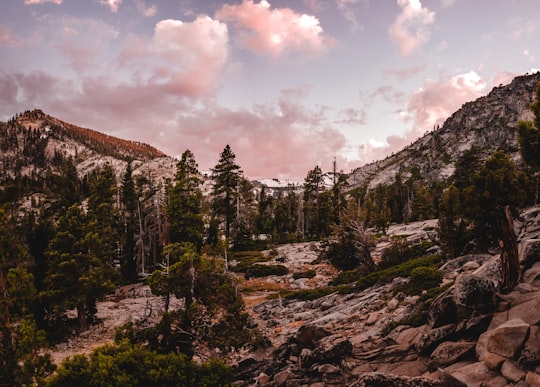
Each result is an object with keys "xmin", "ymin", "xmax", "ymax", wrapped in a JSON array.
[
  {"xmin": 99, "ymin": 0, "xmax": 122, "ymax": 13},
  {"xmin": 336, "ymin": 0, "xmax": 367, "ymax": 30},
  {"xmin": 388, "ymin": 0, "xmax": 435, "ymax": 57},
  {"xmin": 215, "ymin": 0, "xmax": 332, "ymax": 57}
]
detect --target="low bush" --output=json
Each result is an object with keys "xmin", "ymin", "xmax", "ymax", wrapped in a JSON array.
[
  {"xmin": 393, "ymin": 265, "xmax": 443, "ymax": 296},
  {"xmin": 229, "ymin": 251, "xmax": 268, "ymax": 273},
  {"xmin": 356, "ymin": 254, "xmax": 442, "ymax": 291},
  {"xmin": 282, "ymin": 284, "xmax": 353, "ymax": 301},
  {"xmin": 245, "ymin": 264, "xmax": 289, "ymax": 278},
  {"xmin": 292, "ymin": 269, "xmax": 316, "ymax": 279}
]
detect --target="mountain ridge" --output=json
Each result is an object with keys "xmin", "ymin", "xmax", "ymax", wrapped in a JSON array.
[
  {"xmin": 348, "ymin": 71, "xmax": 540, "ymax": 190},
  {"xmin": 2, "ymin": 71, "xmax": 540, "ymax": 191}
]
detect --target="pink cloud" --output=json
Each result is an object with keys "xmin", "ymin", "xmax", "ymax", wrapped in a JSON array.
[
  {"xmin": 383, "ymin": 65, "xmax": 425, "ymax": 81},
  {"xmin": 118, "ymin": 16, "xmax": 229, "ymax": 97},
  {"xmin": 215, "ymin": 0, "xmax": 332, "ymax": 57},
  {"xmin": 24, "ymin": 0, "xmax": 63, "ymax": 4},
  {"xmin": 355, "ymin": 70, "xmax": 489, "ymax": 164},
  {"xmin": 0, "ymin": 25, "xmax": 22, "ymax": 47},
  {"xmin": 135, "ymin": 0, "xmax": 157, "ymax": 17},
  {"xmin": 388, "ymin": 0, "xmax": 435, "ymax": 57},
  {"xmin": 0, "ymin": 66, "xmax": 353, "ymax": 179}
]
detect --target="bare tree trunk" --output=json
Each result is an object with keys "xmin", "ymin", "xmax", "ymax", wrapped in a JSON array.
[
  {"xmin": 498, "ymin": 206, "xmax": 520, "ymax": 294},
  {"xmin": 77, "ymin": 302, "xmax": 88, "ymax": 331}
]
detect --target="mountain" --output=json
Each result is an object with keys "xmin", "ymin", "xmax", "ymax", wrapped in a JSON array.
[
  {"xmin": 348, "ymin": 71, "xmax": 540, "ymax": 190},
  {"xmin": 3, "ymin": 71, "xmax": 539, "ymax": 195},
  {"xmin": 0, "ymin": 109, "xmax": 179, "ymax": 189}
]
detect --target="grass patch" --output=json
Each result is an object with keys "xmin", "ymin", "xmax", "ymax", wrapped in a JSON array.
[
  {"xmin": 293, "ymin": 269, "xmax": 316, "ymax": 280},
  {"xmin": 229, "ymin": 251, "xmax": 268, "ymax": 273},
  {"xmin": 245, "ymin": 264, "xmax": 289, "ymax": 278},
  {"xmin": 281, "ymin": 284, "xmax": 354, "ymax": 301},
  {"xmin": 356, "ymin": 254, "xmax": 442, "ymax": 291}
]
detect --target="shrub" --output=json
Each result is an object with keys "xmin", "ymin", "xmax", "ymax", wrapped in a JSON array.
[
  {"xmin": 356, "ymin": 255, "xmax": 442, "ymax": 291},
  {"xmin": 394, "ymin": 265, "xmax": 443, "ymax": 296},
  {"xmin": 293, "ymin": 269, "xmax": 316, "ymax": 279},
  {"xmin": 245, "ymin": 264, "xmax": 289, "ymax": 278},
  {"xmin": 378, "ymin": 237, "xmax": 434, "ymax": 269},
  {"xmin": 46, "ymin": 341, "xmax": 233, "ymax": 386},
  {"xmin": 282, "ymin": 285, "xmax": 353, "ymax": 301}
]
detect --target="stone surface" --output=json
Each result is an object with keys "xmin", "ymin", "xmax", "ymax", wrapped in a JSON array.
[
  {"xmin": 454, "ymin": 273, "xmax": 496, "ymax": 317},
  {"xmin": 429, "ymin": 341, "xmax": 475, "ymax": 368},
  {"xmin": 525, "ymin": 371, "xmax": 540, "ymax": 386},
  {"xmin": 518, "ymin": 325, "xmax": 540, "ymax": 366},
  {"xmin": 500, "ymin": 360, "xmax": 526, "ymax": 382},
  {"xmin": 416, "ymin": 324, "xmax": 456, "ymax": 355},
  {"xmin": 447, "ymin": 361, "xmax": 499, "ymax": 387},
  {"xmin": 477, "ymin": 318, "xmax": 530, "ymax": 360}
]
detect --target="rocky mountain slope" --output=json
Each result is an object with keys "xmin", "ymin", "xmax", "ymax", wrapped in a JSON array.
[
  {"xmin": 349, "ymin": 71, "xmax": 540, "ymax": 190},
  {"xmin": 230, "ymin": 208, "xmax": 540, "ymax": 386}
]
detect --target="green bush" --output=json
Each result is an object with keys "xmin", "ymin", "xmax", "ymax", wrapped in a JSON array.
[
  {"xmin": 293, "ymin": 269, "xmax": 316, "ymax": 279},
  {"xmin": 378, "ymin": 238, "xmax": 434, "ymax": 269},
  {"xmin": 394, "ymin": 265, "xmax": 442, "ymax": 296},
  {"xmin": 46, "ymin": 341, "xmax": 233, "ymax": 387},
  {"xmin": 282, "ymin": 285, "xmax": 353, "ymax": 301},
  {"xmin": 229, "ymin": 251, "xmax": 267, "ymax": 273},
  {"xmin": 245, "ymin": 264, "xmax": 289, "ymax": 278},
  {"xmin": 356, "ymin": 255, "xmax": 441, "ymax": 291}
]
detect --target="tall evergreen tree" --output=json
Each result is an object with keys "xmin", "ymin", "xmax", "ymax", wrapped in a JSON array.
[
  {"xmin": 167, "ymin": 149, "xmax": 205, "ymax": 250},
  {"xmin": 211, "ymin": 145, "xmax": 243, "ymax": 239},
  {"xmin": 120, "ymin": 162, "xmax": 138, "ymax": 283},
  {"xmin": 303, "ymin": 165, "xmax": 324, "ymax": 238},
  {"xmin": 464, "ymin": 151, "xmax": 529, "ymax": 250},
  {"xmin": 43, "ymin": 205, "xmax": 114, "ymax": 331}
]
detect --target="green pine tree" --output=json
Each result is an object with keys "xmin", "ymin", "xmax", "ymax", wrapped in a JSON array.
[{"xmin": 167, "ymin": 150, "xmax": 205, "ymax": 250}]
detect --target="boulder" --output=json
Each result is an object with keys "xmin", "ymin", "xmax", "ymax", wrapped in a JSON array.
[
  {"xmin": 518, "ymin": 239, "xmax": 540, "ymax": 270},
  {"xmin": 525, "ymin": 372, "xmax": 540, "ymax": 386},
  {"xmin": 353, "ymin": 372, "xmax": 446, "ymax": 387},
  {"xmin": 522, "ymin": 263, "xmax": 540, "ymax": 287},
  {"xmin": 453, "ymin": 314, "xmax": 492, "ymax": 339},
  {"xmin": 428, "ymin": 288, "xmax": 457, "ymax": 328},
  {"xmin": 508, "ymin": 298, "xmax": 540, "ymax": 326},
  {"xmin": 416, "ymin": 324, "xmax": 456, "ymax": 355},
  {"xmin": 476, "ymin": 318, "xmax": 530, "ymax": 361},
  {"xmin": 429, "ymin": 341, "xmax": 475, "ymax": 368},
  {"xmin": 453, "ymin": 273, "xmax": 496, "ymax": 318},
  {"xmin": 500, "ymin": 360, "xmax": 526, "ymax": 383},
  {"xmin": 518, "ymin": 325, "xmax": 540, "ymax": 366},
  {"xmin": 300, "ymin": 336, "xmax": 352, "ymax": 369},
  {"xmin": 445, "ymin": 361, "xmax": 499, "ymax": 387},
  {"xmin": 273, "ymin": 369, "xmax": 294, "ymax": 384},
  {"xmin": 471, "ymin": 255, "xmax": 502, "ymax": 288},
  {"xmin": 294, "ymin": 325, "xmax": 330, "ymax": 348}
]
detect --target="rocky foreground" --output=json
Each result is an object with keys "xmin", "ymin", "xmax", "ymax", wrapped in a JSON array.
[
  {"xmin": 48, "ymin": 210, "xmax": 540, "ymax": 386},
  {"xmin": 231, "ymin": 211, "xmax": 540, "ymax": 386}
]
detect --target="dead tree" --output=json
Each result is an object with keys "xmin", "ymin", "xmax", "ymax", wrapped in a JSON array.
[{"xmin": 498, "ymin": 205, "xmax": 520, "ymax": 294}]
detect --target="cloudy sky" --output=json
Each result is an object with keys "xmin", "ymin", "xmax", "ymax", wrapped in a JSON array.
[{"xmin": 1, "ymin": 0, "xmax": 539, "ymax": 179}]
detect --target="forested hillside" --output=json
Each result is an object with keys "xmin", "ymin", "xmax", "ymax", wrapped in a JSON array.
[{"xmin": 1, "ymin": 73, "xmax": 540, "ymax": 385}]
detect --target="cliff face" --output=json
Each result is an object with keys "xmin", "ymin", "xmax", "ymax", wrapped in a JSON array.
[{"xmin": 349, "ymin": 72, "xmax": 540, "ymax": 190}]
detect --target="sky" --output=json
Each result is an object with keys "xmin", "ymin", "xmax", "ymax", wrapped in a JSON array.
[{"xmin": 0, "ymin": 0, "xmax": 539, "ymax": 179}]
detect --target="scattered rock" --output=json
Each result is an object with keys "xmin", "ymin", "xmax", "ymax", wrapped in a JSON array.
[
  {"xmin": 477, "ymin": 318, "xmax": 530, "ymax": 360},
  {"xmin": 429, "ymin": 341, "xmax": 475, "ymax": 368}
]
